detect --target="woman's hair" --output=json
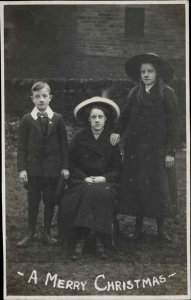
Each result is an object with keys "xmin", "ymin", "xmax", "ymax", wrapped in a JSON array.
[
  {"xmin": 84, "ymin": 104, "xmax": 109, "ymax": 120},
  {"xmin": 80, "ymin": 104, "xmax": 116, "ymax": 129}
]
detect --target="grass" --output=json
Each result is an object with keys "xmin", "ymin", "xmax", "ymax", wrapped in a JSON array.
[{"xmin": 4, "ymin": 149, "xmax": 188, "ymax": 297}]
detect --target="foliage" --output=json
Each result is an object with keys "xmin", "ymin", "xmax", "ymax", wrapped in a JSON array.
[{"xmin": 4, "ymin": 78, "xmax": 186, "ymax": 150}]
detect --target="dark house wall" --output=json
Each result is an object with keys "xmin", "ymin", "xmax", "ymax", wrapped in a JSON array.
[
  {"xmin": 4, "ymin": 5, "xmax": 78, "ymax": 79},
  {"xmin": 74, "ymin": 4, "xmax": 185, "ymax": 80},
  {"xmin": 4, "ymin": 4, "xmax": 185, "ymax": 80},
  {"xmin": 4, "ymin": 4, "xmax": 186, "ymax": 144}
]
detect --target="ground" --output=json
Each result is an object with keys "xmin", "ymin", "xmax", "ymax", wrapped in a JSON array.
[{"xmin": 5, "ymin": 149, "xmax": 188, "ymax": 297}]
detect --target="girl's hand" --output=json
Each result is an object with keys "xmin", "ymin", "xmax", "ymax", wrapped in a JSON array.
[
  {"xmin": 110, "ymin": 133, "xmax": 120, "ymax": 146},
  {"xmin": 19, "ymin": 170, "xmax": 28, "ymax": 183},
  {"xmin": 61, "ymin": 169, "xmax": 70, "ymax": 179},
  {"xmin": 90, "ymin": 176, "xmax": 106, "ymax": 183},
  {"xmin": 84, "ymin": 177, "xmax": 94, "ymax": 183},
  {"xmin": 165, "ymin": 155, "xmax": 175, "ymax": 168}
]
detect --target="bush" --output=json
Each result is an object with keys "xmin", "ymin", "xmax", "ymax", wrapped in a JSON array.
[
  {"xmin": 4, "ymin": 78, "xmax": 186, "ymax": 149},
  {"xmin": 5, "ymin": 79, "xmax": 133, "ymax": 120}
]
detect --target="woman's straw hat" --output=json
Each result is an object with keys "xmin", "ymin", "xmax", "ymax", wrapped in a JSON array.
[
  {"xmin": 74, "ymin": 96, "xmax": 120, "ymax": 123},
  {"xmin": 125, "ymin": 53, "xmax": 173, "ymax": 83}
]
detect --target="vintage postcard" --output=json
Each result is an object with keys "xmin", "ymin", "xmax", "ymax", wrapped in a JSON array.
[{"xmin": 1, "ymin": 1, "xmax": 190, "ymax": 299}]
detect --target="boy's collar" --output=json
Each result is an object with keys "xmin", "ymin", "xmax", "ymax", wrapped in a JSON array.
[{"xmin": 31, "ymin": 106, "xmax": 54, "ymax": 120}]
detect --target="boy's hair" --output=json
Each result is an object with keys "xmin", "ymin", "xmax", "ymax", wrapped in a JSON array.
[{"xmin": 31, "ymin": 81, "xmax": 51, "ymax": 94}]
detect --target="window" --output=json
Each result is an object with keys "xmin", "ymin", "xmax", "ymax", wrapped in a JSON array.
[{"xmin": 125, "ymin": 8, "xmax": 145, "ymax": 38}]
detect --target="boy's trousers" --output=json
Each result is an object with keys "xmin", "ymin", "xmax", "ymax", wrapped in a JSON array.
[{"xmin": 27, "ymin": 176, "xmax": 59, "ymax": 234}]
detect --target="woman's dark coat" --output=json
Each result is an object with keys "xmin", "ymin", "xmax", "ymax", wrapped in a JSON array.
[
  {"xmin": 58, "ymin": 127, "xmax": 122, "ymax": 239},
  {"xmin": 114, "ymin": 84, "xmax": 179, "ymax": 218}
]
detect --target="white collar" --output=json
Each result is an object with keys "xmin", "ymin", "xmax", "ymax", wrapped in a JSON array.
[
  {"xmin": 31, "ymin": 106, "xmax": 54, "ymax": 120},
  {"xmin": 145, "ymin": 84, "xmax": 155, "ymax": 93}
]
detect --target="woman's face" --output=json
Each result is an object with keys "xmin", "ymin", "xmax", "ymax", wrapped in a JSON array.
[
  {"xmin": 140, "ymin": 63, "xmax": 157, "ymax": 86},
  {"xmin": 89, "ymin": 108, "xmax": 107, "ymax": 131}
]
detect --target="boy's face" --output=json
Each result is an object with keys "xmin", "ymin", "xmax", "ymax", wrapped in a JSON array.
[
  {"xmin": 31, "ymin": 87, "xmax": 52, "ymax": 112},
  {"xmin": 140, "ymin": 63, "xmax": 157, "ymax": 86}
]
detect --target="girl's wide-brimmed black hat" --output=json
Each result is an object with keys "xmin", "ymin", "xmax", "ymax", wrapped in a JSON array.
[
  {"xmin": 74, "ymin": 96, "xmax": 120, "ymax": 123},
  {"xmin": 125, "ymin": 53, "xmax": 173, "ymax": 83}
]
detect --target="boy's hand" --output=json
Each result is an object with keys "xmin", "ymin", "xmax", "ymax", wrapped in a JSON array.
[
  {"xmin": 19, "ymin": 170, "xmax": 28, "ymax": 183},
  {"xmin": 61, "ymin": 169, "xmax": 70, "ymax": 179},
  {"xmin": 165, "ymin": 155, "xmax": 175, "ymax": 168},
  {"xmin": 110, "ymin": 133, "xmax": 120, "ymax": 146}
]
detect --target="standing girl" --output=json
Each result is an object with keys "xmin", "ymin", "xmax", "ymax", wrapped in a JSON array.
[{"xmin": 110, "ymin": 53, "xmax": 179, "ymax": 241}]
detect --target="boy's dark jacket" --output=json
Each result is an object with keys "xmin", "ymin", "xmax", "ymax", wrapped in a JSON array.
[{"xmin": 17, "ymin": 112, "xmax": 69, "ymax": 177}]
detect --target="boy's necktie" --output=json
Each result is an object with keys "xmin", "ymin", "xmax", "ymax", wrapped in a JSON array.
[
  {"xmin": 37, "ymin": 112, "xmax": 48, "ymax": 118},
  {"xmin": 37, "ymin": 112, "xmax": 48, "ymax": 137}
]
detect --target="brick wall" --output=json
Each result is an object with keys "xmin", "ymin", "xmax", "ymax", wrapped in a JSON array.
[
  {"xmin": 74, "ymin": 4, "xmax": 185, "ymax": 79},
  {"xmin": 4, "ymin": 4, "xmax": 185, "ymax": 80}
]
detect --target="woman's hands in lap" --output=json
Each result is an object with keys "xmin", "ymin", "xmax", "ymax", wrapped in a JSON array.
[
  {"xmin": 84, "ymin": 177, "xmax": 94, "ymax": 183},
  {"xmin": 84, "ymin": 176, "xmax": 106, "ymax": 184}
]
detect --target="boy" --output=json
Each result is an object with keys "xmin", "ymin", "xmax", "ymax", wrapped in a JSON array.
[{"xmin": 17, "ymin": 81, "xmax": 69, "ymax": 247}]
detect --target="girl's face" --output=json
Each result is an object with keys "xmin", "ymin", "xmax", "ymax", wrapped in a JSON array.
[
  {"xmin": 140, "ymin": 63, "xmax": 157, "ymax": 86},
  {"xmin": 89, "ymin": 108, "xmax": 107, "ymax": 131}
]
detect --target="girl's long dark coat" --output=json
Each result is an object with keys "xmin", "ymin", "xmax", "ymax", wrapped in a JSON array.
[
  {"xmin": 58, "ymin": 127, "xmax": 122, "ymax": 239},
  {"xmin": 115, "ymin": 84, "xmax": 179, "ymax": 218}
]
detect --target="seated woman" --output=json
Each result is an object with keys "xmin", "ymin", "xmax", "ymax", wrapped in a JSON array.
[{"xmin": 58, "ymin": 96, "xmax": 121, "ymax": 260}]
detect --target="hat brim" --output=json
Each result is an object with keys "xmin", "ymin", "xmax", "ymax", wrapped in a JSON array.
[
  {"xmin": 125, "ymin": 53, "xmax": 173, "ymax": 83},
  {"xmin": 74, "ymin": 97, "xmax": 120, "ymax": 123}
]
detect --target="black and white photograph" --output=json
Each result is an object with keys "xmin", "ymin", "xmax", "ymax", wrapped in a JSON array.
[{"xmin": 2, "ymin": 1, "xmax": 190, "ymax": 299}]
